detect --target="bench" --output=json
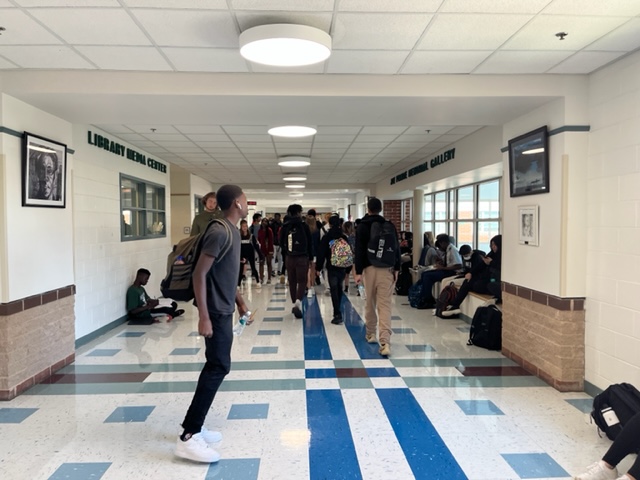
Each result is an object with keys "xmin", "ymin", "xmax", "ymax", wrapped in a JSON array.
[{"xmin": 435, "ymin": 276, "xmax": 494, "ymax": 321}]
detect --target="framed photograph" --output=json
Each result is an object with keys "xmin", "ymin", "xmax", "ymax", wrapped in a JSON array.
[
  {"xmin": 22, "ymin": 132, "xmax": 67, "ymax": 208},
  {"xmin": 518, "ymin": 205, "xmax": 539, "ymax": 246},
  {"xmin": 508, "ymin": 126, "xmax": 549, "ymax": 197}
]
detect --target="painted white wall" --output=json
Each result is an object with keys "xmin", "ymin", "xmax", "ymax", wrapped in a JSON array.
[
  {"xmin": 0, "ymin": 94, "xmax": 74, "ymax": 302},
  {"xmin": 72, "ymin": 124, "xmax": 171, "ymax": 339},
  {"xmin": 585, "ymin": 50, "xmax": 640, "ymax": 390}
]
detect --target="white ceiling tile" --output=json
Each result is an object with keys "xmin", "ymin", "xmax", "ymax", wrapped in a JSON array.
[
  {"xmin": 326, "ymin": 50, "xmax": 409, "ymax": 74},
  {"xmin": 178, "ymin": 153, "xmax": 212, "ymax": 159},
  {"xmin": 542, "ymin": 0, "xmax": 640, "ymax": 16},
  {"xmin": 176, "ymin": 125, "xmax": 225, "ymax": 134},
  {"xmin": 316, "ymin": 126, "xmax": 362, "ymax": 134},
  {"xmin": 586, "ymin": 18, "xmax": 640, "ymax": 52},
  {"xmin": 0, "ymin": 9, "xmax": 62, "ymax": 44},
  {"xmin": 339, "ymin": 0, "xmax": 443, "ymax": 12},
  {"xmin": 75, "ymin": 46, "xmax": 172, "ymax": 71},
  {"xmin": 133, "ymin": 9, "xmax": 238, "ymax": 47},
  {"xmin": 502, "ymin": 15, "xmax": 630, "ymax": 51},
  {"xmin": 234, "ymin": 142, "xmax": 274, "ymax": 148},
  {"xmin": 235, "ymin": 12, "xmax": 332, "ymax": 33},
  {"xmin": 129, "ymin": 126, "xmax": 180, "ymax": 134},
  {"xmin": 112, "ymin": 133, "xmax": 147, "ymax": 141},
  {"xmin": 360, "ymin": 126, "xmax": 408, "ymax": 134},
  {"xmin": 250, "ymin": 62, "xmax": 325, "ymax": 73},
  {"xmin": 124, "ymin": 0, "xmax": 227, "ymax": 7},
  {"xmin": 417, "ymin": 14, "xmax": 532, "ymax": 50},
  {"xmin": 448, "ymin": 126, "xmax": 482, "ymax": 135},
  {"xmin": 314, "ymin": 135, "xmax": 356, "ymax": 143},
  {"xmin": 155, "ymin": 141, "xmax": 196, "ymax": 147},
  {"xmin": 0, "ymin": 57, "xmax": 19, "ymax": 69},
  {"xmin": 18, "ymin": 0, "xmax": 118, "ymax": 5},
  {"xmin": 162, "ymin": 48, "xmax": 249, "ymax": 72},
  {"xmin": 30, "ymin": 8, "xmax": 151, "ymax": 45},
  {"xmin": 402, "ymin": 50, "xmax": 491, "ymax": 73},
  {"xmin": 186, "ymin": 134, "xmax": 229, "ymax": 142},
  {"xmin": 403, "ymin": 126, "xmax": 454, "ymax": 134},
  {"xmin": 229, "ymin": 134, "xmax": 271, "ymax": 142},
  {"xmin": 167, "ymin": 146, "xmax": 203, "ymax": 153},
  {"xmin": 440, "ymin": 0, "xmax": 549, "ymax": 14},
  {"xmin": 0, "ymin": 0, "xmax": 14, "ymax": 5},
  {"xmin": 95, "ymin": 124, "xmax": 134, "ymax": 134},
  {"xmin": 0, "ymin": 45, "xmax": 93, "ymax": 68},
  {"xmin": 196, "ymin": 142, "xmax": 235, "ymax": 148},
  {"xmin": 473, "ymin": 50, "xmax": 574, "ymax": 73},
  {"xmin": 224, "ymin": 126, "xmax": 268, "ymax": 134},
  {"xmin": 547, "ymin": 51, "xmax": 625, "ymax": 73},
  {"xmin": 333, "ymin": 13, "xmax": 433, "ymax": 50},
  {"xmin": 232, "ymin": 0, "xmax": 334, "ymax": 11}
]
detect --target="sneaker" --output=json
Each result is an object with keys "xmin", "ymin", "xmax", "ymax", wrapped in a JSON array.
[
  {"xmin": 175, "ymin": 435, "xmax": 220, "ymax": 463},
  {"xmin": 292, "ymin": 301, "xmax": 303, "ymax": 319},
  {"xmin": 344, "ymin": 286, "xmax": 349, "ymax": 294},
  {"xmin": 256, "ymin": 281, "xmax": 262, "ymax": 289},
  {"xmin": 174, "ymin": 309, "xmax": 185, "ymax": 318},
  {"xmin": 379, "ymin": 343, "xmax": 391, "ymax": 356},
  {"xmin": 331, "ymin": 315, "xmax": 343, "ymax": 325},
  {"xmin": 574, "ymin": 461, "xmax": 618, "ymax": 480},
  {"xmin": 365, "ymin": 333, "xmax": 377, "ymax": 344},
  {"xmin": 441, "ymin": 306, "xmax": 461, "ymax": 317},
  {"xmin": 307, "ymin": 288, "xmax": 314, "ymax": 298},
  {"xmin": 267, "ymin": 278, "xmax": 271, "ymax": 284},
  {"xmin": 199, "ymin": 427, "xmax": 222, "ymax": 443}
]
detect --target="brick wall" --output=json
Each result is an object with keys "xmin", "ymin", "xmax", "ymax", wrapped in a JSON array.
[{"xmin": 383, "ymin": 200, "xmax": 402, "ymax": 229}]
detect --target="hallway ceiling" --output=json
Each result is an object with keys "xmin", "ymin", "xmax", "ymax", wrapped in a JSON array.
[{"xmin": 1, "ymin": 0, "xmax": 639, "ymax": 204}]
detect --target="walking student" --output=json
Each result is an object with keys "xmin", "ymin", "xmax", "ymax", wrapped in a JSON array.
[
  {"xmin": 190, "ymin": 191, "xmax": 223, "ymax": 236},
  {"xmin": 176, "ymin": 184, "xmax": 249, "ymax": 464},
  {"xmin": 238, "ymin": 220, "xmax": 262, "ymax": 288},
  {"xmin": 258, "ymin": 217, "xmax": 274, "ymax": 284}
]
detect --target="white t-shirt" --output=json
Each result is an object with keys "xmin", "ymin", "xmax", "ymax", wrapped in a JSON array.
[{"xmin": 444, "ymin": 244, "xmax": 463, "ymax": 272}]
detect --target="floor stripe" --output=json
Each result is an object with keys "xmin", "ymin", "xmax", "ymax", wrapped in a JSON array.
[
  {"xmin": 342, "ymin": 297, "xmax": 385, "ymax": 359},
  {"xmin": 302, "ymin": 297, "xmax": 333, "ymax": 361},
  {"xmin": 377, "ymin": 388, "xmax": 467, "ymax": 479},
  {"xmin": 306, "ymin": 389, "xmax": 362, "ymax": 480}
]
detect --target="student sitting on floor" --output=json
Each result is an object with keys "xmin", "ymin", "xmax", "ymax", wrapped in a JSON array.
[{"xmin": 126, "ymin": 268, "xmax": 184, "ymax": 325}]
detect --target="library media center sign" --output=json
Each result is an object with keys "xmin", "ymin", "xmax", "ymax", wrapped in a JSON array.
[
  {"xmin": 390, "ymin": 148, "xmax": 456, "ymax": 185},
  {"xmin": 87, "ymin": 131, "xmax": 167, "ymax": 173}
]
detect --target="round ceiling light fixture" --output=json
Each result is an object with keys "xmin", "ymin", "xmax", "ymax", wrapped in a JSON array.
[
  {"xmin": 289, "ymin": 192, "xmax": 304, "ymax": 198},
  {"xmin": 283, "ymin": 176, "xmax": 307, "ymax": 182},
  {"xmin": 278, "ymin": 156, "xmax": 311, "ymax": 168},
  {"xmin": 239, "ymin": 24, "xmax": 332, "ymax": 67},
  {"xmin": 285, "ymin": 184, "xmax": 305, "ymax": 189},
  {"xmin": 268, "ymin": 126, "xmax": 317, "ymax": 138}
]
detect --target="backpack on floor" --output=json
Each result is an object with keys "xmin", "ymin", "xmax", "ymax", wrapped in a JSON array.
[
  {"xmin": 367, "ymin": 220, "xmax": 399, "ymax": 268},
  {"xmin": 408, "ymin": 282, "xmax": 423, "ymax": 308},
  {"xmin": 160, "ymin": 219, "xmax": 232, "ymax": 302},
  {"xmin": 435, "ymin": 282, "xmax": 458, "ymax": 318},
  {"xmin": 395, "ymin": 263, "xmax": 413, "ymax": 296},
  {"xmin": 591, "ymin": 383, "xmax": 640, "ymax": 440},
  {"xmin": 286, "ymin": 223, "xmax": 308, "ymax": 256},
  {"xmin": 330, "ymin": 237, "xmax": 354, "ymax": 268},
  {"xmin": 468, "ymin": 305, "xmax": 502, "ymax": 350}
]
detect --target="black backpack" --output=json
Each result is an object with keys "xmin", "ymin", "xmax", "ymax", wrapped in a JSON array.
[
  {"xmin": 160, "ymin": 219, "xmax": 232, "ymax": 302},
  {"xmin": 408, "ymin": 282, "xmax": 423, "ymax": 308},
  {"xmin": 286, "ymin": 222, "xmax": 308, "ymax": 256},
  {"xmin": 367, "ymin": 220, "xmax": 398, "ymax": 268},
  {"xmin": 435, "ymin": 282, "xmax": 458, "ymax": 318},
  {"xmin": 395, "ymin": 263, "xmax": 412, "ymax": 296},
  {"xmin": 591, "ymin": 383, "xmax": 640, "ymax": 440},
  {"xmin": 468, "ymin": 305, "xmax": 502, "ymax": 350}
]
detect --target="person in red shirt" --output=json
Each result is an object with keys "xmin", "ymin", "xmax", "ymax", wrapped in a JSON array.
[{"xmin": 258, "ymin": 218, "xmax": 274, "ymax": 284}]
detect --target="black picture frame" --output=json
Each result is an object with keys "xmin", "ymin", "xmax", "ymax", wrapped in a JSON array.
[
  {"xmin": 508, "ymin": 126, "xmax": 549, "ymax": 197},
  {"xmin": 22, "ymin": 132, "xmax": 67, "ymax": 208}
]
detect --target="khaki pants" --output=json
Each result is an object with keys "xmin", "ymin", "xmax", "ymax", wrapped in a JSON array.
[{"xmin": 363, "ymin": 266, "xmax": 395, "ymax": 345}]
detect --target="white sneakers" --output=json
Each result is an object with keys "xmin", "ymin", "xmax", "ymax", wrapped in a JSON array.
[
  {"xmin": 574, "ymin": 461, "xmax": 618, "ymax": 480},
  {"xmin": 175, "ymin": 427, "xmax": 222, "ymax": 463}
]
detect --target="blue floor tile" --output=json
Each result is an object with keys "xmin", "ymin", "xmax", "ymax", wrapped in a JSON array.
[
  {"xmin": 170, "ymin": 348, "xmax": 201, "ymax": 355},
  {"xmin": 565, "ymin": 398, "xmax": 593, "ymax": 413},
  {"xmin": 104, "ymin": 406, "xmax": 155, "ymax": 423},
  {"xmin": 366, "ymin": 367, "xmax": 400, "ymax": 377},
  {"xmin": 405, "ymin": 344, "xmax": 435, "ymax": 352},
  {"xmin": 392, "ymin": 328, "xmax": 417, "ymax": 334},
  {"xmin": 266, "ymin": 307, "xmax": 285, "ymax": 311},
  {"xmin": 455, "ymin": 400, "xmax": 504, "ymax": 415},
  {"xmin": 306, "ymin": 368, "xmax": 337, "ymax": 379},
  {"xmin": 257, "ymin": 330, "xmax": 281, "ymax": 336},
  {"xmin": 206, "ymin": 458, "xmax": 261, "ymax": 480},
  {"xmin": 251, "ymin": 346, "xmax": 278, "ymax": 354},
  {"xmin": 48, "ymin": 463, "xmax": 111, "ymax": 480},
  {"xmin": 227, "ymin": 403, "xmax": 269, "ymax": 420},
  {"xmin": 117, "ymin": 332, "xmax": 145, "ymax": 338},
  {"xmin": 86, "ymin": 349, "xmax": 121, "ymax": 357},
  {"xmin": 0, "ymin": 408, "xmax": 38, "ymax": 424},
  {"xmin": 263, "ymin": 317, "xmax": 283, "ymax": 322},
  {"xmin": 391, "ymin": 315, "xmax": 402, "ymax": 320},
  {"xmin": 501, "ymin": 453, "xmax": 569, "ymax": 479},
  {"xmin": 457, "ymin": 326, "xmax": 471, "ymax": 333},
  {"xmin": 188, "ymin": 331, "xmax": 200, "ymax": 336},
  {"xmin": 270, "ymin": 299, "xmax": 286, "ymax": 302}
]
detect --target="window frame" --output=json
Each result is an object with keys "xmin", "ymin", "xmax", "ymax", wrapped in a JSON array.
[{"xmin": 120, "ymin": 173, "xmax": 167, "ymax": 242}]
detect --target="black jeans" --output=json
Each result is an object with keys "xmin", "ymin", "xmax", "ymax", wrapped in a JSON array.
[
  {"xmin": 327, "ymin": 268, "xmax": 346, "ymax": 318},
  {"xmin": 286, "ymin": 255, "xmax": 309, "ymax": 303},
  {"xmin": 154, "ymin": 301, "xmax": 179, "ymax": 316},
  {"xmin": 181, "ymin": 312, "xmax": 233, "ymax": 434},
  {"xmin": 452, "ymin": 278, "xmax": 501, "ymax": 308},
  {"xmin": 238, "ymin": 256, "xmax": 260, "ymax": 286},
  {"xmin": 603, "ymin": 412, "xmax": 640, "ymax": 478}
]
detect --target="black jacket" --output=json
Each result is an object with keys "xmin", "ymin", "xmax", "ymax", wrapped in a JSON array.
[
  {"xmin": 279, "ymin": 216, "xmax": 313, "ymax": 260},
  {"xmin": 354, "ymin": 214, "xmax": 401, "ymax": 274},
  {"xmin": 316, "ymin": 226, "xmax": 350, "ymax": 272}
]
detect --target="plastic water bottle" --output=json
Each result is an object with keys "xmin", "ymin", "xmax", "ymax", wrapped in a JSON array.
[
  {"xmin": 233, "ymin": 311, "xmax": 252, "ymax": 336},
  {"xmin": 357, "ymin": 284, "xmax": 366, "ymax": 300}
]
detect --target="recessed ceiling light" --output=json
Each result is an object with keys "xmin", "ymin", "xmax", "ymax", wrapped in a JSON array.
[
  {"xmin": 283, "ymin": 176, "xmax": 307, "ymax": 182},
  {"xmin": 278, "ymin": 156, "xmax": 311, "ymax": 167},
  {"xmin": 285, "ymin": 184, "xmax": 305, "ymax": 189},
  {"xmin": 268, "ymin": 126, "xmax": 317, "ymax": 138},
  {"xmin": 239, "ymin": 24, "xmax": 331, "ymax": 67},
  {"xmin": 289, "ymin": 192, "xmax": 304, "ymax": 197}
]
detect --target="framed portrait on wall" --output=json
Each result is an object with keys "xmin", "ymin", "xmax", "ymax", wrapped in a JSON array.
[
  {"xmin": 22, "ymin": 132, "xmax": 67, "ymax": 208},
  {"xmin": 508, "ymin": 126, "xmax": 549, "ymax": 197},
  {"xmin": 518, "ymin": 205, "xmax": 539, "ymax": 246}
]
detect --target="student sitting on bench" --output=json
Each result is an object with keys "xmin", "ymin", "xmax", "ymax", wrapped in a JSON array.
[{"xmin": 126, "ymin": 268, "xmax": 184, "ymax": 325}]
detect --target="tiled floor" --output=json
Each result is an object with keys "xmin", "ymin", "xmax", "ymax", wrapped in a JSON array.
[{"xmin": 0, "ymin": 279, "xmax": 617, "ymax": 479}]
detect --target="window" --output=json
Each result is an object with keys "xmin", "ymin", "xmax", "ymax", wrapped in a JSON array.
[
  {"xmin": 423, "ymin": 179, "xmax": 500, "ymax": 251},
  {"xmin": 194, "ymin": 194, "xmax": 204, "ymax": 217},
  {"xmin": 400, "ymin": 198, "xmax": 412, "ymax": 232},
  {"xmin": 121, "ymin": 174, "xmax": 166, "ymax": 240}
]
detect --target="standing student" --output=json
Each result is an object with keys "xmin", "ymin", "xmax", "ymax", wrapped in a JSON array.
[
  {"xmin": 257, "ymin": 218, "xmax": 274, "ymax": 284},
  {"xmin": 249, "ymin": 213, "xmax": 262, "ymax": 238},
  {"xmin": 238, "ymin": 220, "xmax": 262, "ymax": 288},
  {"xmin": 342, "ymin": 221, "xmax": 356, "ymax": 294},
  {"xmin": 176, "ymin": 184, "xmax": 249, "ymax": 463},
  {"xmin": 270, "ymin": 213, "xmax": 283, "ymax": 275},
  {"xmin": 306, "ymin": 214, "xmax": 320, "ymax": 293},
  {"xmin": 191, "ymin": 192, "xmax": 223, "ymax": 236},
  {"xmin": 317, "ymin": 215, "xmax": 350, "ymax": 324}
]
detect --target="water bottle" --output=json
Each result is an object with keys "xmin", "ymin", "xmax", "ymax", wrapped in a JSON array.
[
  {"xmin": 357, "ymin": 284, "xmax": 366, "ymax": 300},
  {"xmin": 233, "ymin": 311, "xmax": 252, "ymax": 336}
]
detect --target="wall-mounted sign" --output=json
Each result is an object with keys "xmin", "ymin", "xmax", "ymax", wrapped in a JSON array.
[
  {"xmin": 390, "ymin": 148, "xmax": 456, "ymax": 185},
  {"xmin": 87, "ymin": 131, "xmax": 167, "ymax": 174},
  {"xmin": 247, "ymin": 201, "xmax": 257, "ymax": 206}
]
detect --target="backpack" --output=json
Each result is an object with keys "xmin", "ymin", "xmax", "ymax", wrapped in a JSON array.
[
  {"xmin": 330, "ymin": 237, "xmax": 354, "ymax": 268},
  {"xmin": 395, "ymin": 263, "xmax": 413, "ymax": 296},
  {"xmin": 286, "ymin": 223, "xmax": 308, "ymax": 255},
  {"xmin": 591, "ymin": 383, "xmax": 640, "ymax": 440},
  {"xmin": 367, "ymin": 220, "xmax": 398, "ymax": 268},
  {"xmin": 408, "ymin": 282, "xmax": 423, "ymax": 308},
  {"xmin": 468, "ymin": 305, "xmax": 502, "ymax": 350},
  {"xmin": 160, "ymin": 219, "xmax": 233, "ymax": 302},
  {"xmin": 435, "ymin": 282, "xmax": 458, "ymax": 318}
]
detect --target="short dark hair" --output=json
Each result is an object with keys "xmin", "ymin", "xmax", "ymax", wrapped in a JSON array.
[
  {"xmin": 459, "ymin": 245, "xmax": 472, "ymax": 256},
  {"xmin": 274, "ymin": 213, "xmax": 281, "ymax": 218},
  {"xmin": 436, "ymin": 233, "xmax": 450, "ymax": 247},
  {"xmin": 287, "ymin": 204, "xmax": 303, "ymax": 216},
  {"xmin": 329, "ymin": 215, "xmax": 340, "ymax": 227},
  {"xmin": 367, "ymin": 197, "xmax": 382, "ymax": 214},
  {"xmin": 136, "ymin": 268, "xmax": 151, "ymax": 277},
  {"xmin": 253, "ymin": 213, "xmax": 261, "ymax": 221},
  {"xmin": 216, "ymin": 184, "xmax": 243, "ymax": 211},
  {"xmin": 202, "ymin": 191, "xmax": 216, "ymax": 205},
  {"xmin": 307, "ymin": 209, "xmax": 316, "ymax": 217}
]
